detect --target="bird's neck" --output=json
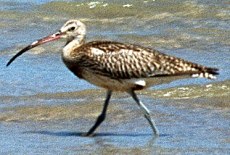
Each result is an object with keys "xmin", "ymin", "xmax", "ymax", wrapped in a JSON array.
[{"xmin": 62, "ymin": 35, "xmax": 85, "ymax": 60}]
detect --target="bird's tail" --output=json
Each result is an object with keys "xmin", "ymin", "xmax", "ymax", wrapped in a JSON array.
[{"xmin": 192, "ymin": 67, "xmax": 219, "ymax": 79}]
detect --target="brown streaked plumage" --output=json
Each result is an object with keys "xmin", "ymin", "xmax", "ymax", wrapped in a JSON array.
[{"xmin": 7, "ymin": 20, "xmax": 219, "ymax": 136}]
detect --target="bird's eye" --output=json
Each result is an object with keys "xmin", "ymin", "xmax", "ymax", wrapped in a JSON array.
[{"xmin": 68, "ymin": 27, "xmax": 75, "ymax": 31}]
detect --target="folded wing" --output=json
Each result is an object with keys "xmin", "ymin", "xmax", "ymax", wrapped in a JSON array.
[{"xmin": 76, "ymin": 41, "xmax": 218, "ymax": 80}]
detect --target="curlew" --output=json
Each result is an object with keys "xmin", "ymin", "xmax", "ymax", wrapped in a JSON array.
[{"xmin": 7, "ymin": 20, "xmax": 218, "ymax": 136}]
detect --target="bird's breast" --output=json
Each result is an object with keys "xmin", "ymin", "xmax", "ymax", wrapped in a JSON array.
[{"xmin": 62, "ymin": 55, "xmax": 84, "ymax": 79}]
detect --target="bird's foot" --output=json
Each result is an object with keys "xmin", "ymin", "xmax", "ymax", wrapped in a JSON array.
[{"xmin": 81, "ymin": 132, "xmax": 95, "ymax": 137}]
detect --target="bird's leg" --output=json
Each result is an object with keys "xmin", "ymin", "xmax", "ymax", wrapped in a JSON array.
[
  {"xmin": 128, "ymin": 90, "xmax": 159, "ymax": 136},
  {"xmin": 84, "ymin": 90, "xmax": 112, "ymax": 136}
]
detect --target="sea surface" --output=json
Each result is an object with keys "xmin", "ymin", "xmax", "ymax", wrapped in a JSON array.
[{"xmin": 0, "ymin": 0, "xmax": 229, "ymax": 154}]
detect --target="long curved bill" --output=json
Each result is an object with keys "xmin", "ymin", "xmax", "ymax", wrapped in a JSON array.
[{"xmin": 6, "ymin": 31, "xmax": 62, "ymax": 67}]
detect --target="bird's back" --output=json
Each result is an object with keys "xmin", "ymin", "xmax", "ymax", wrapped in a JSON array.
[{"xmin": 68, "ymin": 41, "xmax": 218, "ymax": 80}]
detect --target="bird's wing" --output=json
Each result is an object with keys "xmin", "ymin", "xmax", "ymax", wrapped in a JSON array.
[{"xmin": 77, "ymin": 41, "xmax": 218, "ymax": 79}]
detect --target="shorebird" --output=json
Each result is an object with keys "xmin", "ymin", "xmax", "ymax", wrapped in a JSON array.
[{"xmin": 7, "ymin": 20, "xmax": 218, "ymax": 136}]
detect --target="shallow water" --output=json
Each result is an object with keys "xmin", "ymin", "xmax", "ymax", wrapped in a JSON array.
[{"xmin": 0, "ymin": 0, "xmax": 230, "ymax": 154}]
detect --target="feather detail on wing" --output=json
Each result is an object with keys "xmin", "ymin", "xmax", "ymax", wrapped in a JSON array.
[{"xmin": 73, "ymin": 41, "xmax": 218, "ymax": 80}]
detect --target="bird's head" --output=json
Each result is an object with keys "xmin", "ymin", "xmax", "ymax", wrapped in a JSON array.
[
  {"xmin": 59, "ymin": 19, "xmax": 86, "ymax": 40},
  {"xmin": 6, "ymin": 19, "xmax": 86, "ymax": 66}
]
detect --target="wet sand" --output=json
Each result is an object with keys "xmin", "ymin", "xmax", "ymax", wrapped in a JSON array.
[{"xmin": 0, "ymin": 81, "xmax": 229, "ymax": 154}]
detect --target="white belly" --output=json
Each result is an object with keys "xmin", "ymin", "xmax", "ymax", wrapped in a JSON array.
[{"xmin": 81, "ymin": 69, "xmax": 189, "ymax": 91}]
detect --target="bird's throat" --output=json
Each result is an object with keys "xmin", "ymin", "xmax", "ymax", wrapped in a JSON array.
[{"xmin": 63, "ymin": 37, "xmax": 84, "ymax": 60}]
